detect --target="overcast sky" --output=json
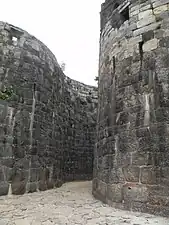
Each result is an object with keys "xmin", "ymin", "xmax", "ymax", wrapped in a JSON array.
[{"xmin": 1, "ymin": 0, "xmax": 104, "ymax": 86}]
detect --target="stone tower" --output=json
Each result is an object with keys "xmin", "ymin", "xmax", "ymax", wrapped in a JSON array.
[{"xmin": 93, "ymin": 0, "xmax": 169, "ymax": 216}]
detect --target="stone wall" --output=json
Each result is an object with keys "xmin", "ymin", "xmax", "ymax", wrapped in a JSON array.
[
  {"xmin": 93, "ymin": 0, "xmax": 169, "ymax": 217},
  {"xmin": 0, "ymin": 21, "xmax": 97, "ymax": 196},
  {"xmin": 62, "ymin": 77, "xmax": 97, "ymax": 181}
]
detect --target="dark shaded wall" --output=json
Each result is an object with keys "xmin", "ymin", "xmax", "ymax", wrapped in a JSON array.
[
  {"xmin": 93, "ymin": 0, "xmax": 169, "ymax": 217},
  {"xmin": 0, "ymin": 21, "xmax": 97, "ymax": 196},
  {"xmin": 62, "ymin": 78, "xmax": 97, "ymax": 181}
]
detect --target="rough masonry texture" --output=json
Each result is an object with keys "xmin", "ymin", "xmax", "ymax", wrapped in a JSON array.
[
  {"xmin": 93, "ymin": 0, "xmax": 169, "ymax": 217},
  {"xmin": 0, "ymin": 21, "xmax": 97, "ymax": 196}
]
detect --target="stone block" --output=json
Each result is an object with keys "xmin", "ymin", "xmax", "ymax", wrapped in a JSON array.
[
  {"xmin": 140, "ymin": 4, "xmax": 151, "ymax": 12},
  {"xmin": 0, "ymin": 143, "xmax": 12, "ymax": 158},
  {"xmin": 30, "ymin": 168, "xmax": 40, "ymax": 182},
  {"xmin": 97, "ymin": 180, "xmax": 107, "ymax": 198},
  {"xmin": 47, "ymin": 180, "xmax": 55, "ymax": 189},
  {"xmin": 1, "ymin": 156, "xmax": 14, "ymax": 168},
  {"xmin": 159, "ymin": 36, "xmax": 169, "ymax": 47},
  {"xmin": 143, "ymin": 38, "xmax": 158, "ymax": 52},
  {"xmin": 38, "ymin": 180, "xmax": 47, "ymax": 191},
  {"xmin": 142, "ymin": 30, "xmax": 154, "ymax": 42},
  {"xmin": 153, "ymin": 0, "xmax": 169, "ymax": 8},
  {"xmin": 145, "ymin": 203, "xmax": 169, "ymax": 216},
  {"xmin": 163, "ymin": 29, "xmax": 169, "ymax": 37},
  {"xmin": 132, "ymin": 201, "xmax": 147, "ymax": 213},
  {"xmin": 122, "ymin": 183, "xmax": 148, "ymax": 203},
  {"xmin": 54, "ymin": 179, "xmax": 63, "ymax": 188},
  {"xmin": 161, "ymin": 167, "xmax": 169, "ymax": 180},
  {"xmin": 132, "ymin": 151, "xmax": 149, "ymax": 166},
  {"xmin": 154, "ymin": 29, "xmax": 165, "ymax": 38},
  {"xmin": 0, "ymin": 182, "xmax": 9, "ymax": 196},
  {"xmin": 0, "ymin": 166, "xmax": 5, "ymax": 182},
  {"xmin": 0, "ymin": 104, "xmax": 7, "ymax": 124},
  {"xmin": 4, "ymin": 167, "xmax": 14, "ymax": 182},
  {"xmin": 107, "ymin": 183, "xmax": 123, "ymax": 203},
  {"xmin": 148, "ymin": 185, "xmax": 169, "ymax": 197},
  {"xmin": 156, "ymin": 11, "xmax": 169, "ymax": 21},
  {"xmin": 11, "ymin": 181, "xmax": 27, "ymax": 195},
  {"xmin": 130, "ymin": 5, "xmax": 139, "ymax": 13},
  {"xmin": 109, "ymin": 168, "xmax": 125, "ymax": 184},
  {"xmin": 138, "ymin": 9, "xmax": 153, "ymax": 20},
  {"xmin": 137, "ymin": 15, "xmax": 156, "ymax": 29},
  {"xmin": 92, "ymin": 178, "xmax": 99, "ymax": 191},
  {"xmin": 27, "ymin": 182, "xmax": 37, "ymax": 193},
  {"xmin": 153, "ymin": 4, "xmax": 168, "ymax": 14},
  {"xmin": 130, "ymin": 9, "xmax": 139, "ymax": 17},
  {"xmin": 133, "ymin": 22, "xmax": 161, "ymax": 36},
  {"xmin": 128, "ymin": 35, "xmax": 143, "ymax": 45},
  {"xmin": 160, "ymin": 167, "xmax": 169, "ymax": 185},
  {"xmin": 148, "ymin": 194, "xmax": 169, "ymax": 207},
  {"xmin": 122, "ymin": 166, "xmax": 140, "ymax": 182},
  {"xmin": 140, "ymin": 166, "xmax": 159, "ymax": 184},
  {"xmin": 11, "ymin": 168, "xmax": 28, "ymax": 194}
]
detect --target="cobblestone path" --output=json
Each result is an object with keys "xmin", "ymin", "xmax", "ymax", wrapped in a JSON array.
[{"xmin": 0, "ymin": 181, "xmax": 168, "ymax": 225}]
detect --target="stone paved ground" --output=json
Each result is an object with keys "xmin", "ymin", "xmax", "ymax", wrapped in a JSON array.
[{"xmin": 0, "ymin": 181, "xmax": 168, "ymax": 225}]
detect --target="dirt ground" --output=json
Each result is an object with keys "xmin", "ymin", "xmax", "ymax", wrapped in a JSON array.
[{"xmin": 0, "ymin": 181, "xmax": 168, "ymax": 225}]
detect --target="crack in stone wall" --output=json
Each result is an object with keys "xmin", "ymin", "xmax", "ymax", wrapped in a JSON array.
[
  {"xmin": 0, "ymin": 21, "xmax": 98, "ymax": 196},
  {"xmin": 93, "ymin": 0, "xmax": 169, "ymax": 217}
]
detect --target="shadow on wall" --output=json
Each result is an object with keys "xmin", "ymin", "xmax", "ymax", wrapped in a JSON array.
[{"xmin": 0, "ymin": 21, "xmax": 98, "ymax": 196}]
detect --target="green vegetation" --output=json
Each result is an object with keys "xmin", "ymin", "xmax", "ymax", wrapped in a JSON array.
[{"xmin": 0, "ymin": 86, "xmax": 14, "ymax": 100}]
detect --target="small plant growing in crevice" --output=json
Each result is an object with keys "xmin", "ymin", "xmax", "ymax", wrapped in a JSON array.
[{"xmin": 0, "ymin": 86, "xmax": 14, "ymax": 100}]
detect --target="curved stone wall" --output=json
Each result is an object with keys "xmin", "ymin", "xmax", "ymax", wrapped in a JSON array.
[
  {"xmin": 93, "ymin": 0, "xmax": 169, "ymax": 217},
  {"xmin": 0, "ymin": 21, "xmax": 97, "ymax": 195}
]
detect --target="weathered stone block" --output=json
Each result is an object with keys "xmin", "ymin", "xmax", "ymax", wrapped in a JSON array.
[
  {"xmin": 122, "ymin": 183, "xmax": 148, "ymax": 202},
  {"xmin": 27, "ymin": 182, "xmax": 37, "ymax": 193},
  {"xmin": 146, "ymin": 203, "xmax": 169, "ymax": 216},
  {"xmin": 153, "ymin": 4, "xmax": 168, "ymax": 14},
  {"xmin": 107, "ymin": 183, "xmax": 123, "ymax": 203},
  {"xmin": 11, "ymin": 169, "xmax": 28, "ymax": 195},
  {"xmin": 122, "ymin": 166, "xmax": 140, "ymax": 182},
  {"xmin": 38, "ymin": 180, "xmax": 47, "ymax": 191},
  {"xmin": 143, "ymin": 38, "xmax": 158, "ymax": 52},
  {"xmin": 153, "ymin": 0, "xmax": 169, "ymax": 8},
  {"xmin": 159, "ymin": 36, "xmax": 169, "ymax": 47},
  {"xmin": 142, "ymin": 30, "xmax": 154, "ymax": 42},
  {"xmin": 140, "ymin": 4, "xmax": 151, "ymax": 12},
  {"xmin": 138, "ymin": 9, "xmax": 153, "ymax": 20},
  {"xmin": 47, "ymin": 180, "xmax": 55, "ymax": 189},
  {"xmin": 137, "ymin": 15, "xmax": 156, "ymax": 29},
  {"xmin": 0, "ymin": 182, "xmax": 9, "ymax": 196},
  {"xmin": 130, "ymin": 9, "xmax": 139, "ymax": 17},
  {"xmin": 97, "ymin": 180, "xmax": 107, "ymax": 198},
  {"xmin": 4, "ymin": 167, "xmax": 13, "ymax": 182},
  {"xmin": 132, "ymin": 151, "xmax": 149, "ymax": 166},
  {"xmin": 133, "ymin": 22, "xmax": 161, "ymax": 36},
  {"xmin": 11, "ymin": 181, "xmax": 27, "ymax": 195},
  {"xmin": 140, "ymin": 166, "xmax": 159, "ymax": 184},
  {"xmin": 30, "ymin": 168, "xmax": 40, "ymax": 182},
  {"xmin": 109, "ymin": 168, "xmax": 125, "ymax": 184},
  {"xmin": 0, "ymin": 143, "xmax": 13, "ymax": 157}
]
